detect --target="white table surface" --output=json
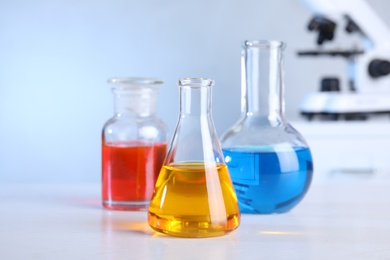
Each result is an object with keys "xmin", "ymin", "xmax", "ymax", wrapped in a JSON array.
[{"xmin": 1, "ymin": 177, "xmax": 390, "ymax": 260}]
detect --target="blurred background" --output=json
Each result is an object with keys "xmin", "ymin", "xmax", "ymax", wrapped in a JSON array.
[{"xmin": 1, "ymin": 0, "xmax": 390, "ymax": 183}]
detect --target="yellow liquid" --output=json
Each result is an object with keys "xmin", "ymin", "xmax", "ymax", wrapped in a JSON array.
[{"xmin": 148, "ymin": 162, "xmax": 240, "ymax": 238}]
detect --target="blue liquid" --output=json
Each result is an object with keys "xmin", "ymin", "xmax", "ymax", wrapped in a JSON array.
[{"xmin": 223, "ymin": 146, "xmax": 313, "ymax": 214}]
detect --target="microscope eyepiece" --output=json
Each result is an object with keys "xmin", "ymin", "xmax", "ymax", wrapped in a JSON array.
[{"xmin": 307, "ymin": 16, "xmax": 336, "ymax": 45}]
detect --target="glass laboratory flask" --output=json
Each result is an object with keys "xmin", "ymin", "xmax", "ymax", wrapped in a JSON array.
[
  {"xmin": 221, "ymin": 41, "xmax": 313, "ymax": 214},
  {"xmin": 148, "ymin": 78, "xmax": 240, "ymax": 238},
  {"xmin": 102, "ymin": 77, "xmax": 168, "ymax": 211}
]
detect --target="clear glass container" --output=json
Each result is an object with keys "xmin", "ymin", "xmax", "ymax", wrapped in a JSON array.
[
  {"xmin": 102, "ymin": 77, "xmax": 168, "ymax": 211},
  {"xmin": 221, "ymin": 41, "xmax": 314, "ymax": 214},
  {"xmin": 148, "ymin": 78, "xmax": 240, "ymax": 238}
]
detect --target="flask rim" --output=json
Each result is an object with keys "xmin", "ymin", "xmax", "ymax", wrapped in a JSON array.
[
  {"xmin": 107, "ymin": 77, "xmax": 164, "ymax": 87},
  {"xmin": 243, "ymin": 40, "xmax": 285, "ymax": 49},
  {"xmin": 178, "ymin": 78, "xmax": 214, "ymax": 88}
]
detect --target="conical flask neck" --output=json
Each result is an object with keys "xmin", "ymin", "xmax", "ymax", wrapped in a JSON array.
[
  {"xmin": 179, "ymin": 81, "xmax": 212, "ymax": 117},
  {"xmin": 165, "ymin": 78, "xmax": 224, "ymax": 164},
  {"xmin": 242, "ymin": 40, "xmax": 285, "ymax": 122}
]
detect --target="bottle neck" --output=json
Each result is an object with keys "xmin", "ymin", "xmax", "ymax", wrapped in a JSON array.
[
  {"xmin": 113, "ymin": 89, "xmax": 157, "ymax": 117},
  {"xmin": 107, "ymin": 77, "xmax": 163, "ymax": 117},
  {"xmin": 242, "ymin": 41, "xmax": 285, "ymax": 122}
]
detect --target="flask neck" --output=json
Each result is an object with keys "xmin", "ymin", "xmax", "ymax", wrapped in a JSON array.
[
  {"xmin": 166, "ymin": 78, "xmax": 223, "ymax": 164},
  {"xmin": 242, "ymin": 40, "xmax": 285, "ymax": 122},
  {"xmin": 179, "ymin": 79, "xmax": 213, "ymax": 117}
]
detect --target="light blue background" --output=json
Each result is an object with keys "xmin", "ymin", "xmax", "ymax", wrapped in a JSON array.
[{"xmin": 1, "ymin": 0, "xmax": 389, "ymax": 183}]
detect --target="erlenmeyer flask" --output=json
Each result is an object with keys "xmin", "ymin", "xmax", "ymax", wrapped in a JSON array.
[
  {"xmin": 221, "ymin": 40, "xmax": 313, "ymax": 214},
  {"xmin": 148, "ymin": 78, "xmax": 240, "ymax": 238}
]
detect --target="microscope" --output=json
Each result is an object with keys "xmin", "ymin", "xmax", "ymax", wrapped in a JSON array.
[{"xmin": 298, "ymin": 0, "xmax": 390, "ymax": 120}]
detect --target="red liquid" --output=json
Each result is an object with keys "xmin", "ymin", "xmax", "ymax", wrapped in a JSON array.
[{"xmin": 102, "ymin": 141, "xmax": 167, "ymax": 210}]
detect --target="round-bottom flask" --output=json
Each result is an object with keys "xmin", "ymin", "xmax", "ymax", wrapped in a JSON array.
[
  {"xmin": 148, "ymin": 78, "xmax": 240, "ymax": 237},
  {"xmin": 221, "ymin": 41, "xmax": 313, "ymax": 214}
]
